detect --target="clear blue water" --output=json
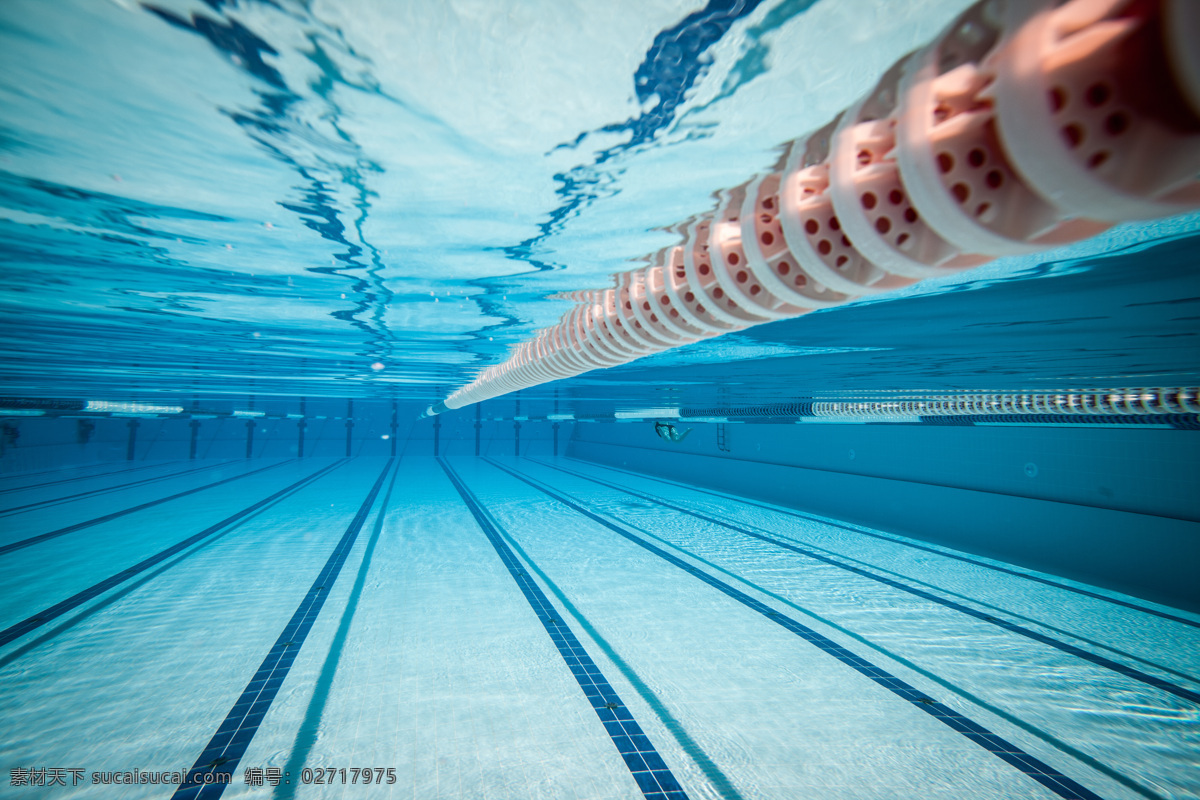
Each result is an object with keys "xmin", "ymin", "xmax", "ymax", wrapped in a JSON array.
[
  {"xmin": 2, "ymin": 0, "xmax": 1196, "ymax": 409},
  {"xmin": 1, "ymin": 457, "xmax": 1198, "ymax": 800},
  {"xmin": 1, "ymin": 1, "xmax": 1199, "ymax": 799}
]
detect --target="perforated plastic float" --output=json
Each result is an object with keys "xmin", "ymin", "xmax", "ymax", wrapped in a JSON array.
[{"xmin": 426, "ymin": 0, "xmax": 1200, "ymax": 417}]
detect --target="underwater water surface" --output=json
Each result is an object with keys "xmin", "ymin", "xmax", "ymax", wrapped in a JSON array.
[
  {"xmin": 1, "ymin": 1, "xmax": 1199, "ymax": 800},
  {"xmin": 4, "ymin": 0, "xmax": 1195, "ymax": 409}
]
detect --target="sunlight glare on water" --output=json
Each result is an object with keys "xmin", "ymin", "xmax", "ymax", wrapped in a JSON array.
[
  {"xmin": 1, "ymin": 4, "xmax": 1199, "ymax": 800},
  {"xmin": 0, "ymin": 0, "xmax": 978, "ymax": 402}
]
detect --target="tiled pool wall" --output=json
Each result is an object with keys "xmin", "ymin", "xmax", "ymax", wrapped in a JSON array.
[
  {"xmin": 1, "ymin": 428, "xmax": 1197, "ymax": 799},
  {"xmin": 0, "ymin": 399, "xmax": 571, "ymax": 472},
  {"xmin": 5, "ymin": 403, "xmax": 1195, "ymax": 613},
  {"xmin": 570, "ymin": 420, "xmax": 1200, "ymax": 614}
]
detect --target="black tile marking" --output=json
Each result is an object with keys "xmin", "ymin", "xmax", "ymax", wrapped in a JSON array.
[
  {"xmin": 489, "ymin": 459, "xmax": 1108, "ymax": 800},
  {"xmin": 0, "ymin": 460, "xmax": 177, "ymax": 494},
  {"xmin": 571, "ymin": 458, "xmax": 1200, "ymax": 630},
  {"xmin": 0, "ymin": 460, "xmax": 297, "ymax": 557},
  {"xmin": 0, "ymin": 460, "xmax": 348, "ymax": 649},
  {"xmin": 0, "ymin": 460, "xmax": 230, "ymax": 516},
  {"xmin": 439, "ymin": 458, "xmax": 689, "ymax": 800},
  {"xmin": 171, "ymin": 459, "xmax": 393, "ymax": 800},
  {"xmin": 536, "ymin": 459, "xmax": 1200, "ymax": 707},
  {"xmin": 273, "ymin": 460, "xmax": 402, "ymax": 800}
]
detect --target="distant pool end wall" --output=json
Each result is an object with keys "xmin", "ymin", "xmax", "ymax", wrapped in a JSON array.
[
  {"xmin": 419, "ymin": 402, "xmax": 449, "ymax": 420},
  {"xmin": 426, "ymin": 0, "xmax": 1200, "ymax": 415}
]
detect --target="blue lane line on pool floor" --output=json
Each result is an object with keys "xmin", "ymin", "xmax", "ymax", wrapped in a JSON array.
[
  {"xmin": 576, "ymin": 458, "xmax": 1200, "ymax": 630},
  {"xmin": 272, "ymin": 461, "xmax": 401, "ymax": 800},
  {"xmin": 171, "ymin": 459, "xmax": 393, "ymax": 800},
  {"xmin": 0, "ymin": 460, "xmax": 347, "ymax": 650},
  {"xmin": 0, "ymin": 460, "xmax": 178, "ymax": 495},
  {"xmin": 0, "ymin": 460, "xmax": 230, "ymax": 516},
  {"xmin": 440, "ymin": 458, "xmax": 689, "ymax": 800},
  {"xmin": 488, "ymin": 459, "xmax": 1108, "ymax": 800},
  {"xmin": 0, "ymin": 459, "xmax": 297, "ymax": 557},
  {"xmin": 535, "ymin": 459, "xmax": 1200, "ymax": 707}
]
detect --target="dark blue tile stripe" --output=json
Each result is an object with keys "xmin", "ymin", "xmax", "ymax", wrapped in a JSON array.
[
  {"xmin": 489, "ymin": 459, "xmax": 1108, "ymax": 800},
  {"xmin": 171, "ymin": 459, "xmax": 394, "ymax": 800},
  {"xmin": 0, "ymin": 460, "xmax": 347, "ymax": 649},
  {"xmin": 0, "ymin": 459, "xmax": 296, "ymax": 557},
  {"xmin": 0, "ymin": 460, "xmax": 229, "ymax": 516},
  {"xmin": 0, "ymin": 461, "xmax": 174, "ymax": 494},
  {"xmin": 539, "ymin": 460, "xmax": 1200, "ymax": 707},
  {"xmin": 576, "ymin": 459, "xmax": 1200, "ymax": 630},
  {"xmin": 439, "ymin": 458, "xmax": 689, "ymax": 800}
]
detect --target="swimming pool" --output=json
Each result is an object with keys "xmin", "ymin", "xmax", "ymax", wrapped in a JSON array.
[{"xmin": 1, "ymin": 0, "xmax": 1198, "ymax": 798}]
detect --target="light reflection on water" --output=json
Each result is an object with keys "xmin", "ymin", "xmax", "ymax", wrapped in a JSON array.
[{"xmin": 0, "ymin": 0, "xmax": 1197, "ymax": 414}]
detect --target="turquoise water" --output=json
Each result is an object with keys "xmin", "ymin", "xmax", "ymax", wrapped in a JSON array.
[
  {"xmin": 3, "ymin": 0, "xmax": 1196, "ymax": 408},
  {"xmin": 1, "ymin": 1, "xmax": 1199, "ymax": 799},
  {"xmin": 1, "ymin": 457, "xmax": 1198, "ymax": 800}
]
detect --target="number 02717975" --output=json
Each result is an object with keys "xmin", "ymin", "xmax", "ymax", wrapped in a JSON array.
[{"xmin": 300, "ymin": 767, "xmax": 396, "ymax": 785}]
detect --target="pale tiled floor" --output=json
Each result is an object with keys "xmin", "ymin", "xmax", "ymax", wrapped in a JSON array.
[{"xmin": 1, "ymin": 456, "xmax": 1197, "ymax": 800}]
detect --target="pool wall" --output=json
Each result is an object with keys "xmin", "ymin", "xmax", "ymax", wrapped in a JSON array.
[
  {"xmin": 4, "ymin": 405, "xmax": 1195, "ymax": 613},
  {"xmin": 570, "ymin": 421, "xmax": 1200, "ymax": 613},
  {"xmin": 0, "ymin": 400, "xmax": 571, "ymax": 472}
]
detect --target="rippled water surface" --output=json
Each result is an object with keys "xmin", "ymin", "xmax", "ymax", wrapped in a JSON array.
[
  {"xmin": 2, "ymin": 6, "xmax": 1199, "ymax": 799},
  {"xmin": 1, "ymin": 0, "xmax": 1198, "ymax": 410}
]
